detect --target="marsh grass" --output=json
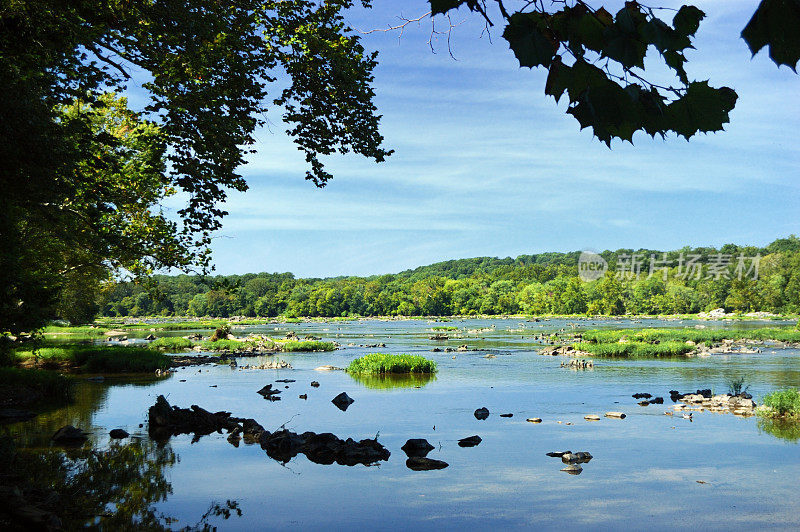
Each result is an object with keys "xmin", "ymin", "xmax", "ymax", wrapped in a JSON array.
[
  {"xmin": 14, "ymin": 345, "xmax": 169, "ymax": 373},
  {"xmin": 199, "ymin": 339, "xmax": 258, "ymax": 351},
  {"xmin": 149, "ymin": 337, "xmax": 194, "ymax": 350},
  {"xmin": 574, "ymin": 341, "xmax": 694, "ymax": 358},
  {"xmin": 42, "ymin": 325, "xmax": 107, "ymax": 337},
  {"xmin": 347, "ymin": 353, "xmax": 437, "ymax": 375},
  {"xmin": 281, "ymin": 340, "xmax": 335, "ymax": 352},
  {"xmin": 431, "ymin": 326, "xmax": 458, "ymax": 331}
]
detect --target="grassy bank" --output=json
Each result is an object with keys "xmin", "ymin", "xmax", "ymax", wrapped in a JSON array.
[
  {"xmin": 347, "ymin": 353, "xmax": 437, "ymax": 375},
  {"xmin": 14, "ymin": 345, "xmax": 169, "ymax": 373},
  {"xmin": 149, "ymin": 337, "xmax": 194, "ymax": 350}
]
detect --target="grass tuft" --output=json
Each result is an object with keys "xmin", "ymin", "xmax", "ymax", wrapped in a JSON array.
[
  {"xmin": 14, "ymin": 345, "xmax": 169, "ymax": 373},
  {"xmin": 281, "ymin": 340, "xmax": 335, "ymax": 352},
  {"xmin": 347, "ymin": 353, "xmax": 437, "ymax": 375},
  {"xmin": 574, "ymin": 341, "xmax": 694, "ymax": 358},
  {"xmin": 759, "ymin": 388, "xmax": 800, "ymax": 418},
  {"xmin": 149, "ymin": 337, "xmax": 194, "ymax": 350}
]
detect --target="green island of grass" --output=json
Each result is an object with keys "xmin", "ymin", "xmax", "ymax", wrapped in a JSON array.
[{"xmin": 347, "ymin": 353, "xmax": 437, "ymax": 375}]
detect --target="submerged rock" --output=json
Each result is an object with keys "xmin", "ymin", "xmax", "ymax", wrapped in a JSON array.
[
  {"xmin": 331, "ymin": 392, "xmax": 354, "ymax": 411},
  {"xmin": 474, "ymin": 407, "xmax": 490, "ymax": 420},
  {"xmin": 401, "ymin": 438, "xmax": 435, "ymax": 457},
  {"xmin": 457, "ymin": 435, "xmax": 482, "ymax": 447},
  {"xmin": 406, "ymin": 457, "xmax": 449, "ymax": 471},
  {"xmin": 257, "ymin": 384, "xmax": 282, "ymax": 400},
  {"xmin": 52, "ymin": 425, "xmax": 88, "ymax": 446}
]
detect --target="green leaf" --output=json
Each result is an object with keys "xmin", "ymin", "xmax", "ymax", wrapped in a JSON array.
[
  {"xmin": 673, "ymin": 5, "xmax": 705, "ymax": 37},
  {"xmin": 502, "ymin": 13, "xmax": 558, "ymax": 69},
  {"xmin": 544, "ymin": 58, "xmax": 571, "ymax": 103},
  {"xmin": 665, "ymin": 81, "xmax": 738, "ymax": 139},
  {"xmin": 601, "ymin": 5, "xmax": 648, "ymax": 69},
  {"xmin": 741, "ymin": 0, "xmax": 800, "ymax": 71}
]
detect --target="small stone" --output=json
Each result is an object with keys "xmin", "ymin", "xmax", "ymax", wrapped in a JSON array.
[
  {"xmin": 109, "ymin": 429, "xmax": 129, "ymax": 439},
  {"xmin": 499, "ymin": 413, "xmax": 513, "ymax": 418},
  {"xmin": 311, "ymin": 381, "xmax": 320, "ymax": 387},
  {"xmin": 299, "ymin": 394, "xmax": 307, "ymax": 400},
  {"xmin": 526, "ymin": 417, "xmax": 543, "ymax": 423},
  {"xmin": 584, "ymin": 414, "xmax": 601, "ymax": 421},
  {"xmin": 604, "ymin": 412, "xmax": 626, "ymax": 419}
]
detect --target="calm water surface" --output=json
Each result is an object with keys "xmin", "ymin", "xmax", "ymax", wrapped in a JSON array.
[{"xmin": 10, "ymin": 318, "xmax": 800, "ymax": 530}]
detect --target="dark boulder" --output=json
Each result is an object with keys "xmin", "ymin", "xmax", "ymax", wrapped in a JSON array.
[
  {"xmin": 311, "ymin": 381, "xmax": 320, "ymax": 387},
  {"xmin": 499, "ymin": 413, "xmax": 513, "ymax": 418},
  {"xmin": 109, "ymin": 429, "xmax": 129, "ymax": 439},
  {"xmin": 147, "ymin": 395, "xmax": 242, "ymax": 442},
  {"xmin": 457, "ymin": 435, "xmax": 482, "ymax": 447},
  {"xmin": 632, "ymin": 393, "xmax": 652, "ymax": 399},
  {"xmin": 474, "ymin": 407, "xmax": 490, "ymax": 420},
  {"xmin": 331, "ymin": 392, "xmax": 354, "ymax": 411},
  {"xmin": 260, "ymin": 429, "xmax": 390, "ymax": 466},
  {"xmin": 257, "ymin": 384, "xmax": 282, "ymax": 400},
  {"xmin": 401, "ymin": 438, "xmax": 435, "ymax": 457}
]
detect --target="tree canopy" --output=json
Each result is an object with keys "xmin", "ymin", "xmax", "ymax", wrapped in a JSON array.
[
  {"xmin": 427, "ymin": 0, "xmax": 799, "ymax": 145},
  {"xmin": 0, "ymin": 0, "xmax": 391, "ymax": 334}
]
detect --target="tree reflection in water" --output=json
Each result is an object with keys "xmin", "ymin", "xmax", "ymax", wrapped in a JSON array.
[{"xmin": 757, "ymin": 417, "xmax": 800, "ymax": 443}]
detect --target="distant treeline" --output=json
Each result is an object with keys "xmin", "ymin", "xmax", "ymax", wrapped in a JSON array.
[{"xmin": 100, "ymin": 236, "xmax": 800, "ymax": 319}]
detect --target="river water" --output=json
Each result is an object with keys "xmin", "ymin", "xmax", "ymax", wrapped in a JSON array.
[{"xmin": 9, "ymin": 318, "xmax": 800, "ymax": 530}]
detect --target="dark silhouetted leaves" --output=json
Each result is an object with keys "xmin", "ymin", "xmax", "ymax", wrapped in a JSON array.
[
  {"xmin": 503, "ymin": 12, "xmax": 558, "ymax": 68},
  {"xmin": 742, "ymin": 0, "xmax": 800, "ymax": 71},
  {"xmin": 430, "ymin": 0, "xmax": 478, "ymax": 16},
  {"xmin": 673, "ymin": 5, "xmax": 705, "ymax": 37}
]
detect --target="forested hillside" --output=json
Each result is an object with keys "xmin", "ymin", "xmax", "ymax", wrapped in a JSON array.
[{"xmin": 100, "ymin": 237, "xmax": 800, "ymax": 319}]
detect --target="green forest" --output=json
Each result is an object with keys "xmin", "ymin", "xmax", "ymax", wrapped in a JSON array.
[{"xmin": 97, "ymin": 236, "xmax": 800, "ymax": 320}]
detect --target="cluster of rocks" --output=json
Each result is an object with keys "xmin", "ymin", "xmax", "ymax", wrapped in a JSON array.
[
  {"xmin": 539, "ymin": 345, "xmax": 590, "ymax": 357},
  {"xmin": 561, "ymin": 359, "xmax": 593, "ymax": 369},
  {"xmin": 546, "ymin": 450, "xmax": 593, "ymax": 475},
  {"xmin": 676, "ymin": 392, "xmax": 756, "ymax": 416},
  {"xmin": 147, "ymin": 395, "xmax": 390, "ymax": 466},
  {"xmin": 632, "ymin": 393, "xmax": 664, "ymax": 406},
  {"xmin": 431, "ymin": 345, "xmax": 471, "ymax": 353}
]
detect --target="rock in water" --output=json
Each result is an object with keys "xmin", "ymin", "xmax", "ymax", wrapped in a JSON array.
[
  {"xmin": 546, "ymin": 451, "xmax": 571, "ymax": 458},
  {"xmin": 457, "ymin": 435, "xmax": 482, "ymax": 447},
  {"xmin": 584, "ymin": 414, "xmax": 601, "ymax": 421},
  {"xmin": 526, "ymin": 417, "xmax": 543, "ymax": 423},
  {"xmin": 474, "ymin": 407, "xmax": 490, "ymax": 420},
  {"xmin": 109, "ymin": 429, "xmax": 129, "ymax": 439},
  {"xmin": 332, "ymin": 392, "xmax": 354, "ymax": 411},
  {"xmin": 401, "ymin": 438, "xmax": 435, "ymax": 457},
  {"xmin": 52, "ymin": 425, "xmax": 88, "ymax": 446},
  {"xmin": 310, "ymin": 381, "xmax": 320, "ymax": 387},
  {"xmin": 406, "ymin": 457, "xmax": 449, "ymax": 471},
  {"xmin": 604, "ymin": 412, "xmax": 627, "ymax": 419},
  {"xmin": 499, "ymin": 413, "xmax": 513, "ymax": 418}
]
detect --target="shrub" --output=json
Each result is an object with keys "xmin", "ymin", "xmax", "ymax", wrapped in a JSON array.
[
  {"xmin": 210, "ymin": 324, "xmax": 232, "ymax": 341},
  {"xmin": 347, "ymin": 353, "xmax": 437, "ymax": 375},
  {"xmin": 760, "ymin": 388, "xmax": 800, "ymax": 418},
  {"xmin": 727, "ymin": 376, "xmax": 750, "ymax": 396}
]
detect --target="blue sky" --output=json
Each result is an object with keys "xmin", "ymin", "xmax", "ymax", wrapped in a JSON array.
[{"xmin": 168, "ymin": 1, "xmax": 800, "ymax": 277}]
